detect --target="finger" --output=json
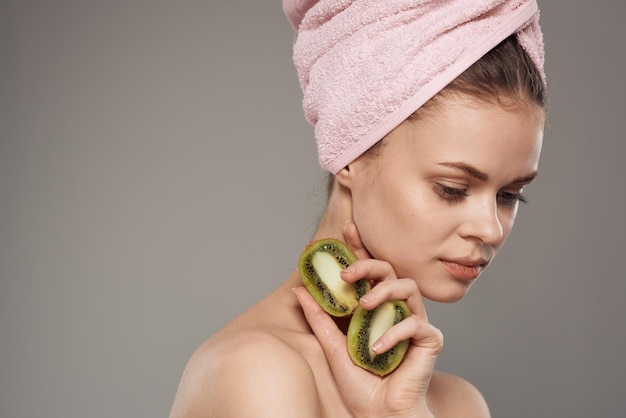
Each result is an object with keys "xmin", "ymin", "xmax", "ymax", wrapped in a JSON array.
[
  {"xmin": 372, "ymin": 316, "xmax": 443, "ymax": 357},
  {"xmin": 339, "ymin": 258, "xmax": 429, "ymax": 320},
  {"xmin": 292, "ymin": 287, "xmax": 352, "ymax": 364},
  {"xmin": 358, "ymin": 278, "xmax": 417, "ymax": 309},
  {"xmin": 343, "ymin": 220, "xmax": 372, "ymax": 260},
  {"xmin": 339, "ymin": 258, "xmax": 397, "ymax": 285},
  {"xmin": 359, "ymin": 278, "xmax": 429, "ymax": 321}
]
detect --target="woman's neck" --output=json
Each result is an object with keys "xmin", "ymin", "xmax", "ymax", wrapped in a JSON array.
[{"xmin": 311, "ymin": 177, "xmax": 353, "ymax": 242}]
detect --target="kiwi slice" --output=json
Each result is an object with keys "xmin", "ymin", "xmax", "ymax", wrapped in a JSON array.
[
  {"xmin": 298, "ymin": 238, "xmax": 370, "ymax": 317},
  {"xmin": 347, "ymin": 300, "xmax": 410, "ymax": 376}
]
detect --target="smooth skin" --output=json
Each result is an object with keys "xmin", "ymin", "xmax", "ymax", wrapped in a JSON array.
[{"xmin": 169, "ymin": 94, "xmax": 544, "ymax": 418}]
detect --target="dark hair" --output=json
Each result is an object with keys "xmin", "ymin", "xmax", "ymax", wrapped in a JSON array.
[
  {"xmin": 429, "ymin": 34, "xmax": 546, "ymax": 111},
  {"xmin": 327, "ymin": 34, "xmax": 546, "ymax": 197}
]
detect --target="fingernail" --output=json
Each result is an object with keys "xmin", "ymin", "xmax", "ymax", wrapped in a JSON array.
[
  {"xmin": 359, "ymin": 293, "xmax": 373, "ymax": 304},
  {"xmin": 341, "ymin": 266, "xmax": 354, "ymax": 275},
  {"xmin": 371, "ymin": 341, "xmax": 382, "ymax": 354}
]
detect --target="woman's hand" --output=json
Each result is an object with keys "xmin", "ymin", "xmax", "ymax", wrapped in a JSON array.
[{"xmin": 293, "ymin": 221, "xmax": 443, "ymax": 418}]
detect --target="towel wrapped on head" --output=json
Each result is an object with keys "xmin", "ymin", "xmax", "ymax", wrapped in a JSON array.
[{"xmin": 283, "ymin": 0, "xmax": 545, "ymax": 174}]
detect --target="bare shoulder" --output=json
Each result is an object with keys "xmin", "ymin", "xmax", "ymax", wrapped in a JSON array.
[
  {"xmin": 169, "ymin": 328, "xmax": 321, "ymax": 418},
  {"xmin": 427, "ymin": 371, "xmax": 491, "ymax": 418}
]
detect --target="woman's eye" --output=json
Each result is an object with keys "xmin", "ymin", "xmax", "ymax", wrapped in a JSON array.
[
  {"xmin": 434, "ymin": 184, "xmax": 468, "ymax": 202},
  {"xmin": 497, "ymin": 190, "xmax": 527, "ymax": 207}
]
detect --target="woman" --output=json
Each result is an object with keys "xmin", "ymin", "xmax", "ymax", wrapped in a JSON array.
[{"xmin": 170, "ymin": 0, "xmax": 547, "ymax": 416}]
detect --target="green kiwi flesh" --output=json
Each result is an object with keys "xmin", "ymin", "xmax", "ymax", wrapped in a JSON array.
[
  {"xmin": 298, "ymin": 238, "xmax": 370, "ymax": 317},
  {"xmin": 347, "ymin": 300, "xmax": 410, "ymax": 376}
]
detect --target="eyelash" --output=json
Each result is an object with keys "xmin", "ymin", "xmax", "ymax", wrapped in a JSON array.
[
  {"xmin": 433, "ymin": 184, "xmax": 527, "ymax": 207},
  {"xmin": 498, "ymin": 190, "xmax": 527, "ymax": 206},
  {"xmin": 434, "ymin": 184, "xmax": 467, "ymax": 203}
]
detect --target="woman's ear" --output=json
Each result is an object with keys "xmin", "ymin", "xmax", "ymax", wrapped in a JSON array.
[{"xmin": 335, "ymin": 164, "xmax": 354, "ymax": 190}]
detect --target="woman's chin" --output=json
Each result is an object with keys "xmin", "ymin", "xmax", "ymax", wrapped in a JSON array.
[{"xmin": 422, "ymin": 282, "xmax": 474, "ymax": 303}]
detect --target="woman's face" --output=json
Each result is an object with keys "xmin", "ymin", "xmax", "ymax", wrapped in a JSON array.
[{"xmin": 341, "ymin": 94, "xmax": 545, "ymax": 302}]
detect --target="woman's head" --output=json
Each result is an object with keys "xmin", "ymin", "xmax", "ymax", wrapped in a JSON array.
[{"xmin": 328, "ymin": 34, "xmax": 546, "ymax": 302}]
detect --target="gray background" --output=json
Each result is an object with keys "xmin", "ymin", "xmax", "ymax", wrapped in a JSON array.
[{"xmin": 2, "ymin": 1, "xmax": 624, "ymax": 417}]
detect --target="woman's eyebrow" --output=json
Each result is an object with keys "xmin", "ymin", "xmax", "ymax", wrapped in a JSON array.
[
  {"xmin": 510, "ymin": 171, "xmax": 539, "ymax": 185},
  {"xmin": 437, "ymin": 162, "xmax": 489, "ymax": 181},
  {"xmin": 437, "ymin": 162, "xmax": 538, "ymax": 185}
]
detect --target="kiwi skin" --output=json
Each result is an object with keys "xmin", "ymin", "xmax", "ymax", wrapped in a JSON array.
[
  {"xmin": 347, "ymin": 300, "xmax": 410, "ymax": 376},
  {"xmin": 298, "ymin": 238, "xmax": 370, "ymax": 317}
]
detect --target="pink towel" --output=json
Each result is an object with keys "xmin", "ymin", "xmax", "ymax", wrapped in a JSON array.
[{"xmin": 283, "ymin": 0, "xmax": 545, "ymax": 174}]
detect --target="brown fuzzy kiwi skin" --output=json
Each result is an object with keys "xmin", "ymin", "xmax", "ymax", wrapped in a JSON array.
[
  {"xmin": 298, "ymin": 238, "xmax": 370, "ymax": 317},
  {"xmin": 346, "ymin": 301, "xmax": 410, "ymax": 376}
]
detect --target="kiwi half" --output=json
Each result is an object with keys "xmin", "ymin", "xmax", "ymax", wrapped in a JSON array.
[
  {"xmin": 298, "ymin": 238, "xmax": 370, "ymax": 317},
  {"xmin": 347, "ymin": 300, "xmax": 410, "ymax": 376}
]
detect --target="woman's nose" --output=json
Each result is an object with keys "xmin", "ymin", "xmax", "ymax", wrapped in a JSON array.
[{"xmin": 457, "ymin": 199, "xmax": 504, "ymax": 246}]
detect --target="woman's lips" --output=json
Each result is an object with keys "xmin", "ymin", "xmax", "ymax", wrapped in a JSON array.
[{"xmin": 440, "ymin": 259, "xmax": 485, "ymax": 280}]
